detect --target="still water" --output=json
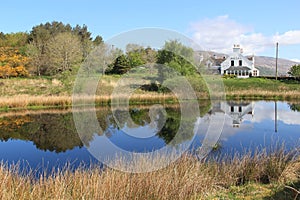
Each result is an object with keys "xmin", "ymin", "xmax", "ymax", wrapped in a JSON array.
[{"xmin": 0, "ymin": 101, "xmax": 299, "ymax": 172}]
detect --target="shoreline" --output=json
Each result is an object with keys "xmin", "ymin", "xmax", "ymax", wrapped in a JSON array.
[{"xmin": 0, "ymin": 92, "xmax": 300, "ymax": 111}]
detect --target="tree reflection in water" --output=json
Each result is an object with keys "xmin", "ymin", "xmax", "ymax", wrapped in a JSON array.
[{"xmin": 0, "ymin": 102, "xmax": 211, "ymax": 153}]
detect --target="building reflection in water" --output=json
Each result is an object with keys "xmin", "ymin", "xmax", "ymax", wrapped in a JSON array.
[{"xmin": 209, "ymin": 101, "xmax": 254, "ymax": 128}]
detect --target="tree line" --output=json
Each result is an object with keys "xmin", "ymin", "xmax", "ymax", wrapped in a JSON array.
[
  {"xmin": 0, "ymin": 21, "xmax": 103, "ymax": 77},
  {"xmin": 1, "ymin": 21, "xmax": 300, "ymax": 79},
  {"xmin": 0, "ymin": 21, "xmax": 200, "ymax": 79}
]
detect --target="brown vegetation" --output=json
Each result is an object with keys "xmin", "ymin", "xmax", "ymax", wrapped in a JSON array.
[{"xmin": 0, "ymin": 147, "xmax": 299, "ymax": 199}]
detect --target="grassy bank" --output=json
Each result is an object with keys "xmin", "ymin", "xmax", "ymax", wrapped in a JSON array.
[
  {"xmin": 224, "ymin": 77, "xmax": 300, "ymax": 100},
  {"xmin": 0, "ymin": 147, "xmax": 299, "ymax": 199},
  {"xmin": 0, "ymin": 76, "xmax": 299, "ymax": 109}
]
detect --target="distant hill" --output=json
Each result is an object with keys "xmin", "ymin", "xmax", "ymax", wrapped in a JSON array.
[
  {"xmin": 196, "ymin": 51, "xmax": 299, "ymax": 76},
  {"xmin": 254, "ymin": 56, "xmax": 299, "ymax": 76}
]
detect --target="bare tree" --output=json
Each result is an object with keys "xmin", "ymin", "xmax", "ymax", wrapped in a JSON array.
[
  {"xmin": 46, "ymin": 32, "xmax": 82, "ymax": 74},
  {"xmin": 84, "ymin": 43, "xmax": 122, "ymax": 75},
  {"xmin": 26, "ymin": 42, "xmax": 46, "ymax": 76}
]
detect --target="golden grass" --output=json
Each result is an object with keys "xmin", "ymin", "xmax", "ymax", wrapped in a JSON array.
[
  {"xmin": 226, "ymin": 90, "xmax": 300, "ymax": 100},
  {"xmin": 0, "ymin": 93, "xmax": 179, "ymax": 109},
  {"xmin": 0, "ymin": 89, "xmax": 299, "ymax": 109},
  {"xmin": 0, "ymin": 95, "xmax": 72, "ymax": 108},
  {"xmin": 0, "ymin": 147, "xmax": 299, "ymax": 200}
]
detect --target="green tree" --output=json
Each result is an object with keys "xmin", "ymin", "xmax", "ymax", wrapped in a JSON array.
[
  {"xmin": 143, "ymin": 47, "xmax": 157, "ymax": 63},
  {"xmin": 163, "ymin": 40, "xmax": 194, "ymax": 62},
  {"xmin": 125, "ymin": 44, "xmax": 157, "ymax": 67},
  {"xmin": 0, "ymin": 32, "xmax": 29, "ymax": 48},
  {"xmin": 156, "ymin": 41, "xmax": 198, "ymax": 92},
  {"xmin": 93, "ymin": 35, "xmax": 103, "ymax": 46},
  {"xmin": 127, "ymin": 51, "xmax": 145, "ymax": 67},
  {"xmin": 111, "ymin": 54, "xmax": 130, "ymax": 74},
  {"xmin": 288, "ymin": 64, "xmax": 300, "ymax": 77},
  {"xmin": 46, "ymin": 32, "xmax": 82, "ymax": 74},
  {"xmin": 72, "ymin": 24, "xmax": 93, "ymax": 57},
  {"xmin": 157, "ymin": 50, "xmax": 196, "ymax": 77},
  {"xmin": 289, "ymin": 103, "xmax": 300, "ymax": 112}
]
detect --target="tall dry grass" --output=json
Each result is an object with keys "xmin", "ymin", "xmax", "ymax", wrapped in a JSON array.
[
  {"xmin": 0, "ymin": 93, "xmax": 179, "ymax": 109},
  {"xmin": 0, "ymin": 147, "xmax": 299, "ymax": 200},
  {"xmin": 226, "ymin": 90, "xmax": 300, "ymax": 100},
  {"xmin": 1, "ymin": 90, "xmax": 299, "ymax": 110}
]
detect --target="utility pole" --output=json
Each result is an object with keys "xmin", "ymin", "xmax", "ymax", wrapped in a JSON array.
[
  {"xmin": 275, "ymin": 42, "xmax": 279, "ymax": 80},
  {"xmin": 275, "ymin": 101, "xmax": 278, "ymax": 133}
]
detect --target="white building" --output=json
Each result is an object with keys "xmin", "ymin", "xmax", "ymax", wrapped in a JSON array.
[{"xmin": 220, "ymin": 45, "xmax": 259, "ymax": 78}]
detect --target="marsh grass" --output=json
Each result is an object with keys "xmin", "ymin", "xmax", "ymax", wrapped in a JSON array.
[
  {"xmin": 0, "ymin": 76, "xmax": 300, "ymax": 109},
  {"xmin": 0, "ymin": 93, "xmax": 179, "ymax": 110},
  {"xmin": 225, "ymin": 90, "xmax": 300, "ymax": 100},
  {"xmin": 0, "ymin": 146, "xmax": 299, "ymax": 199}
]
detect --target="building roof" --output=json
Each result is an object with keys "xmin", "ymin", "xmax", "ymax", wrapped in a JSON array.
[
  {"xmin": 211, "ymin": 57, "xmax": 226, "ymax": 66},
  {"xmin": 247, "ymin": 56, "xmax": 254, "ymax": 61},
  {"xmin": 225, "ymin": 66, "xmax": 251, "ymax": 71}
]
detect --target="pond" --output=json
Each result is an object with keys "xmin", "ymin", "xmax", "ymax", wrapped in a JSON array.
[{"xmin": 0, "ymin": 100, "xmax": 299, "ymax": 173}]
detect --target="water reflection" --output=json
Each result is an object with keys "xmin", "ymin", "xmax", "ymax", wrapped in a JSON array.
[
  {"xmin": 209, "ymin": 101, "xmax": 254, "ymax": 128},
  {"xmin": 0, "ymin": 112, "xmax": 83, "ymax": 152},
  {"xmin": 195, "ymin": 101, "xmax": 300, "ymax": 156},
  {"xmin": 0, "ymin": 103, "xmax": 210, "ymax": 153},
  {"xmin": 0, "ymin": 100, "xmax": 299, "ymax": 170}
]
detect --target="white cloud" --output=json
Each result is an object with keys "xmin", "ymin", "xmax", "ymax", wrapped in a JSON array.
[
  {"xmin": 273, "ymin": 30, "xmax": 300, "ymax": 45},
  {"xmin": 189, "ymin": 16, "xmax": 300, "ymax": 55},
  {"xmin": 252, "ymin": 102, "xmax": 300, "ymax": 125}
]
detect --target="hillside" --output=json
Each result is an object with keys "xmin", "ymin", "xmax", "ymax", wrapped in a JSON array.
[{"xmin": 255, "ymin": 56, "xmax": 299, "ymax": 76}]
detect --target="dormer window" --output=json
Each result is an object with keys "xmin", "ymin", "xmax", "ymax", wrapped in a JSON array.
[
  {"xmin": 231, "ymin": 60, "xmax": 234, "ymax": 66},
  {"xmin": 239, "ymin": 60, "xmax": 242, "ymax": 66}
]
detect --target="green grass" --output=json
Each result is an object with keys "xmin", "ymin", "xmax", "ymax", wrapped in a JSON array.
[
  {"xmin": 208, "ymin": 182, "xmax": 300, "ymax": 200},
  {"xmin": 223, "ymin": 77, "xmax": 300, "ymax": 92},
  {"xmin": 223, "ymin": 77, "xmax": 300, "ymax": 100}
]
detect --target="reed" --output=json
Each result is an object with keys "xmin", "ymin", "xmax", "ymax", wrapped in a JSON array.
[
  {"xmin": 0, "ymin": 93, "xmax": 179, "ymax": 110},
  {"xmin": 0, "ymin": 146, "xmax": 299, "ymax": 199},
  {"xmin": 226, "ymin": 90, "xmax": 300, "ymax": 100}
]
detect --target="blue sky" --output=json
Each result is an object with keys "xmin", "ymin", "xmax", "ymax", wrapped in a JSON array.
[{"xmin": 1, "ymin": 0, "xmax": 300, "ymax": 60}]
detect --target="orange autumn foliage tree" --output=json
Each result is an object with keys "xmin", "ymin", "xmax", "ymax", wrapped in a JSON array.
[{"xmin": 0, "ymin": 47, "xmax": 29, "ymax": 78}]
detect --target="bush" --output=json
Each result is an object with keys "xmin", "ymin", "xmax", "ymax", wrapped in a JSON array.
[
  {"xmin": 288, "ymin": 64, "xmax": 300, "ymax": 77},
  {"xmin": 0, "ymin": 47, "xmax": 29, "ymax": 78},
  {"xmin": 223, "ymin": 74, "xmax": 237, "ymax": 79}
]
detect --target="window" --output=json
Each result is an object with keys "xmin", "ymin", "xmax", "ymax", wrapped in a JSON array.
[
  {"xmin": 253, "ymin": 70, "xmax": 257, "ymax": 76},
  {"xmin": 231, "ymin": 60, "xmax": 234, "ymax": 66},
  {"xmin": 231, "ymin": 106, "xmax": 234, "ymax": 112},
  {"xmin": 239, "ymin": 106, "xmax": 242, "ymax": 112},
  {"xmin": 239, "ymin": 60, "xmax": 242, "ymax": 66}
]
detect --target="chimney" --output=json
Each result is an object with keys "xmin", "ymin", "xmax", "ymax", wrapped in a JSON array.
[{"xmin": 233, "ymin": 44, "xmax": 241, "ymax": 53}]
